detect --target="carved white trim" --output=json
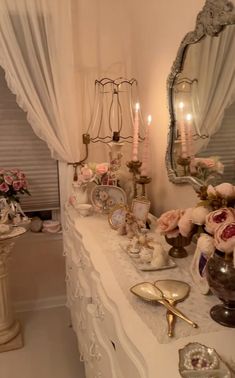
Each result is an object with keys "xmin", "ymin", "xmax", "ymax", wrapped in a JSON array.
[{"xmin": 166, "ymin": 0, "xmax": 235, "ymax": 190}]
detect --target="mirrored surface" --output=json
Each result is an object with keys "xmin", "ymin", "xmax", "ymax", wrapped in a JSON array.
[{"xmin": 166, "ymin": 0, "xmax": 235, "ymax": 189}]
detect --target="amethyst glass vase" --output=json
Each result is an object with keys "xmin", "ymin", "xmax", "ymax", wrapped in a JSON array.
[{"xmin": 206, "ymin": 251, "xmax": 235, "ymax": 327}]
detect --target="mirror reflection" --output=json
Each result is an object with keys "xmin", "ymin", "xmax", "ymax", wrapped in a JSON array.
[{"xmin": 167, "ymin": 0, "xmax": 235, "ymax": 188}]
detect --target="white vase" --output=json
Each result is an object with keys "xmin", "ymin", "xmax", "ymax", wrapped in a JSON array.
[{"xmin": 72, "ymin": 184, "xmax": 89, "ymax": 206}]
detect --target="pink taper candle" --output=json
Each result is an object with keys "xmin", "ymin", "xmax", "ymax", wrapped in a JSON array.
[
  {"xmin": 141, "ymin": 115, "xmax": 151, "ymax": 176},
  {"xmin": 132, "ymin": 103, "xmax": 140, "ymax": 161},
  {"xmin": 178, "ymin": 102, "xmax": 187, "ymax": 158},
  {"xmin": 186, "ymin": 113, "xmax": 193, "ymax": 158}
]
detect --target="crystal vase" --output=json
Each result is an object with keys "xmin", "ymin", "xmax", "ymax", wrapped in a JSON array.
[
  {"xmin": 165, "ymin": 234, "xmax": 192, "ymax": 258},
  {"xmin": 206, "ymin": 251, "xmax": 235, "ymax": 327}
]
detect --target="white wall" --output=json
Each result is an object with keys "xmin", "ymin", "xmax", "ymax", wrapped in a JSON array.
[{"xmin": 125, "ymin": 0, "xmax": 205, "ymax": 215}]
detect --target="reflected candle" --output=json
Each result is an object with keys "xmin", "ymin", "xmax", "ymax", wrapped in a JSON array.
[
  {"xmin": 179, "ymin": 102, "xmax": 187, "ymax": 158},
  {"xmin": 132, "ymin": 103, "xmax": 140, "ymax": 161},
  {"xmin": 186, "ymin": 113, "xmax": 193, "ymax": 158},
  {"xmin": 141, "ymin": 115, "xmax": 151, "ymax": 176}
]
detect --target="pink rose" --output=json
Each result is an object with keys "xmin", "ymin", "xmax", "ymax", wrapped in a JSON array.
[
  {"xmin": 13, "ymin": 180, "xmax": 22, "ymax": 191},
  {"xmin": 215, "ymin": 183, "xmax": 235, "ymax": 198},
  {"xmin": 214, "ymin": 222, "xmax": 235, "ymax": 254},
  {"xmin": 4, "ymin": 175, "xmax": 13, "ymax": 185},
  {"xmin": 20, "ymin": 180, "xmax": 27, "ymax": 189},
  {"xmin": 191, "ymin": 206, "xmax": 210, "ymax": 225},
  {"xmin": 81, "ymin": 166, "xmax": 93, "ymax": 181},
  {"xmin": 17, "ymin": 171, "xmax": 26, "ymax": 180},
  {"xmin": 205, "ymin": 207, "xmax": 235, "ymax": 235},
  {"xmin": 96, "ymin": 163, "xmax": 109, "ymax": 175},
  {"xmin": 0, "ymin": 182, "xmax": 9, "ymax": 192},
  {"xmin": 157, "ymin": 209, "xmax": 183, "ymax": 238},
  {"xmin": 178, "ymin": 208, "xmax": 194, "ymax": 237}
]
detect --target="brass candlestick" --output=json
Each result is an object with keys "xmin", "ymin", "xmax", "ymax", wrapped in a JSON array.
[
  {"xmin": 136, "ymin": 175, "xmax": 152, "ymax": 197},
  {"xmin": 177, "ymin": 156, "xmax": 191, "ymax": 176},
  {"xmin": 126, "ymin": 160, "xmax": 142, "ymax": 198}
]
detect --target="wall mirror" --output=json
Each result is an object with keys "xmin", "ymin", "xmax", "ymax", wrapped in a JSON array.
[{"xmin": 166, "ymin": 0, "xmax": 235, "ymax": 190}]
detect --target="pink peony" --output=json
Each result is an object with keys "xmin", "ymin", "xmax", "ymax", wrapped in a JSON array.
[
  {"xmin": 178, "ymin": 208, "xmax": 194, "ymax": 237},
  {"xmin": 191, "ymin": 206, "xmax": 210, "ymax": 225},
  {"xmin": 96, "ymin": 163, "xmax": 109, "ymax": 175},
  {"xmin": 214, "ymin": 222, "xmax": 235, "ymax": 254},
  {"xmin": 205, "ymin": 207, "xmax": 235, "ymax": 235},
  {"xmin": 157, "ymin": 209, "xmax": 183, "ymax": 238},
  {"xmin": 0, "ymin": 182, "xmax": 9, "ymax": 192}
]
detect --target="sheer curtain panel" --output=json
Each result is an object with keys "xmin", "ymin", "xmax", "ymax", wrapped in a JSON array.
[{"xmin": 0, "ymin": 0, "xmax": 82, "ymax": 163}]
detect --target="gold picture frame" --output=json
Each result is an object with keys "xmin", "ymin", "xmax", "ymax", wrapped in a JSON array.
[
  {"xmin": 131, "ymin": 197, "xmax": 150, "ymax": 223},
  {"xmin": 108, "ymin": 204, "xmax": 128, "ymax": 230}
]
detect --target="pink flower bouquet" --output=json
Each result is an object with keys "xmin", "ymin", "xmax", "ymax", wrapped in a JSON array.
[
  {"xmin": 157, "ymin": 208, "xmax": 194, "ymax": 238},
  {"xmin": 0, "ymin": 168, "xmax": 30, "ymax": 202}
]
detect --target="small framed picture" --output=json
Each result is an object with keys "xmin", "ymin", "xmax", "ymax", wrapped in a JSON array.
[
  {"xmin": 108, "ymin": 204, "xmax": 128, "ymax": 230},
  {"xmin": 131, "ymin": 197, "xmax": 150, "ymax": 223}
]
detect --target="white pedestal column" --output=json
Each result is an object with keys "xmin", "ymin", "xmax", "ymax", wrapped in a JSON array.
[{"xmin": 0, "ymin": 240, "xmax": 23, "ymax": 352}]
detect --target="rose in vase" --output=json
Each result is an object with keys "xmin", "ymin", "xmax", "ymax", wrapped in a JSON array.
[
  {"xmin": 205, "ymin": 207, "xmax": 235, "ymax": 235},
  {"xmin": 0, "ymin": 168, "xmax": 30, "ymax": 202}
]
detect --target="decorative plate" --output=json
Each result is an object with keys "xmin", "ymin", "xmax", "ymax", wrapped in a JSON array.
[
  {"xmin": 108, "ymin": 204, "xmax": 128, "ymax": 229},
  {"xmin": 90, "ymin": 185, "xmax": 127, "ymax": 213},
  {"xmin": 179, "ymin": 342, "xmax": 232, "ymax": 377},
  {"xmin": 0, "ymin": 226, "xmax": 27, "ymax": 240}
]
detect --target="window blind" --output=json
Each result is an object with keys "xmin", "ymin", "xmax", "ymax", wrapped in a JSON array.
[
  {"xmin": 199, "ymin": 102, "xmax": 235, "ymax": 184},
  {"xmin": 0, "ymin": 67, "xmax": 60, "ymax": 211}
]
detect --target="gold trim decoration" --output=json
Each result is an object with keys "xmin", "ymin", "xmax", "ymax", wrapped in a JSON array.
[{"xmin": 131, "ymin": 197, "xmax": 150, "ymax": 223}]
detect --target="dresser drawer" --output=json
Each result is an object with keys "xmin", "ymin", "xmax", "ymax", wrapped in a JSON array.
[{"xmin": 89, "ymin": 271, "xmax": 146, "ymax": 378}]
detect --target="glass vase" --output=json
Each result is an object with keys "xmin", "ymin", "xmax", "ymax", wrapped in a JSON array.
[
  {"xmin": 206, "ymin": 251, "xmax": 235, "ymax": 327},
  {"xmin": 165, "ymin": 234, "xmax": 192, "ymax": 258}
]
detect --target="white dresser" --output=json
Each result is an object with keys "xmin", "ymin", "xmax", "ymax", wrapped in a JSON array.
[{"xmin": 63, "ymin": 206, "xmax": 235, "ymax": 378}]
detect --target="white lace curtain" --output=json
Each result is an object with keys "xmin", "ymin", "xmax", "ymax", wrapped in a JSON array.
[
  {"xmin": 0, "ymin": 0, "xmax": 132, "ymax": 204},
  {"xmin": 191, "ymin": 26, "xmax": 235, "ymax": 153},
  {"xmin": 0, "ymin": 0, "xmax": 83, "ymax": 163}
]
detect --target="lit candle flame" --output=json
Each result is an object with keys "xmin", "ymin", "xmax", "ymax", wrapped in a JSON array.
[
  {"xmin": 179, "ymin": 102, "xmax": 184, "ymax": 110},
  {"xmin": 135, "ymin": 102, "xmax": 140, "ymax": 111},
  {"xmin": 186, "ymin": 113, "xmax": 192, "ymax": 121},
  {"xmin": 147, "ymin": 115, "xmax": 152, "ymax": 125}
]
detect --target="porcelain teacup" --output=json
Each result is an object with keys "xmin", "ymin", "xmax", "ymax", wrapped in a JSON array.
[{"xmin": 76, "ymin": 204, "xmax": 92, "ymax": 217}]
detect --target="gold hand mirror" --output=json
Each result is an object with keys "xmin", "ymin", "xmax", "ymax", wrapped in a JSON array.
[
  {"xmin": 154, "ymin": 280, "xmax": 191, "ymax": 337},
  {"xmin": 130, "ymin": 282, "xmax": 197, "ymax": 329}
]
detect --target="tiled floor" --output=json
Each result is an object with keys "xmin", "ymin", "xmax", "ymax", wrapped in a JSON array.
[{"xmin": 0, "ymin": 306, "xmax": 85, "ymax": 378}]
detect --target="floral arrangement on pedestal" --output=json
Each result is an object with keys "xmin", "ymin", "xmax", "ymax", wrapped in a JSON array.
[
  {"xmin": 0, "ymin": 168, "xmax": 30, "ymax": 225},
  {"xmin": 0, "ymin": 168, "xmax": 30, "ymax": 202}
]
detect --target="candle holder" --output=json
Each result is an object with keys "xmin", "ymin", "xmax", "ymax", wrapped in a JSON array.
[
  {"xmin": 177, "ymin": 155, "xmax": 191, "ymax": 176},
  {"xmin": 136, "ymin": 175, "xmax": 152, "ymax": 197},
  {"xmin": 126, "ymin": 160, "xmax": 142, "ymax": 198}
]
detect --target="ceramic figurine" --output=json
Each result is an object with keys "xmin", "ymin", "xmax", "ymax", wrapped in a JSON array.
[
  {"xmin": 139, "ymin": 246, "xmax": 153, "ymax": 263},
  {"xmin": 117, "ymin": 211, "xmax": 144, "ymax": 239},
  {"xmin": 151, "ymin": 243, "xmax": 168, "ymax": 268}
]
